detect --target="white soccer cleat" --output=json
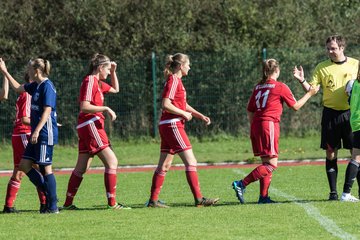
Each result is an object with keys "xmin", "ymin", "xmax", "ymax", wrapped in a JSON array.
[{"xmin": 340, "ymin": 193, "xmax": 359, "ymax": 202}]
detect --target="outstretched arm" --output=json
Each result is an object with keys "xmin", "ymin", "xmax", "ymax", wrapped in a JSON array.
[
  {"xmin": 293, "ymin": 65, "xmax": 314, "ymax": 93},
  {"xmin": 291, "ymin": 85, "xmax": 320, "ymax": 111},
  {"xmin": 0, "ymin": 58, "xmax": 25, "ymax": 93},
  {"xmin": 0, "ymin": 76, "xmax": 9, "ymax": 101}
]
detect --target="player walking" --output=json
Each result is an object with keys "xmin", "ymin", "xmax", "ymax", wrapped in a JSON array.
[
  {"xmin": 62, "ymin": 53, "xmax": 130, "ymax": 210},
  {"xmin": 146, "ymin": 53, "xmax": 219, "ymax": 208}
]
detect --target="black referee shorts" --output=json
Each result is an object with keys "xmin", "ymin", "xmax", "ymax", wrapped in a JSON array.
[{"xmin": 321, "ymin": 107, "xmax": 353, "ymax": 150}]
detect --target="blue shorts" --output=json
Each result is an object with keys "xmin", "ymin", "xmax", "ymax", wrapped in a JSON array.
[{"xmin": 22, "ymin": 140, "xmax": 54, "ymax": 166}]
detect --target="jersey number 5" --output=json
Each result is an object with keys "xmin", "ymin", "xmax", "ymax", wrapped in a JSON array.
[{"xmin": 255, "ymin": 90, "xmax": 270, "ymax": 109}]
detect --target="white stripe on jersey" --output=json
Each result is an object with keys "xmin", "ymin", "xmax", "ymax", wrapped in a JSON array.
[
  {"xmin": 169, "ymin": 75, "xmax": 178, "ymax": 100},
  {"xmin": 86, "ymin": 75, "xmax": 94, "ymax": 102},
  {"xmin": 47, "ymin": 116, "xmax": 53, "ymax": 145},
  {"xmin": 21, "ymin": 134, "xmax": 28, "ymax": 148},
  {"xmin": 26, "ymin": 93, "xmax": 31, "ymax": 117},
  {"xmin": 269, "ymin": 121, "xmax": 275, "ymax": 156},
  {"xmin": 171, "ymin": 121, "xmax": 187, "ymax": 149},
  {"xmin": 89, "ymin": 122, "xmax": 104, "ymax": 147}
]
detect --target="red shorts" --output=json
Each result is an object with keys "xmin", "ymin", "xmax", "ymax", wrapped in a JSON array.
[
  {"xmin": 77, "ymin": 119, "xmax": 110, "ymax": 155},
  {"xmin": 159, "ymin": 121, "xmax": 192, "ymax": 155},
  {"xmin": 12, "ymin": 134, "xmax": 30, "ymax": 167},
  {"xmin": 250, "ymin": 120, "xmax": 279, "ymax": 158}
]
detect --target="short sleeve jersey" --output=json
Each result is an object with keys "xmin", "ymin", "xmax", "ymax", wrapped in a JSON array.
[
  {"xmin": 160, "ymin": 75, "xmax": 187, "ymax": 121},
  {"xmin": 13, "ymin": 91, "xmax": 31, "ymax": 135},
  {"xmin": 24, "ymin": 79, "xmax": 58, "ymax": 145},
  {"xmin": 350, "ymin": 80, "xmax": 360, "ymax": 132},
  {"xmin": 247, "ymin": 79, "xmax": 297, "ymax": 122},
  {"xmin": 78, "ymin": 75, "xmax": 112, "ymax": 124},
  {"xmin": 310, "ymin": 57, "xmax": 359, "ymax": 110}
]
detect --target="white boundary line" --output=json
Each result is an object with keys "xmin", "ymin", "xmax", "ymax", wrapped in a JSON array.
[{"xmin": 232, "ymin": 169, "xmax": 356, "ymax": 240}]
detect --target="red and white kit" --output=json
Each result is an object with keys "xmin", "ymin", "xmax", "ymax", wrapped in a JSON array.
[
  {"xmin": 77, "ymin": 75, "xmax": 112, "ymax": 155},
  {"xmin": 12, "ymin": 92, "xmax": 31, "ymax": 167},
  {"xmin": 247, "ymin": 79, "xmax": 296, "ymax": 157},
  {"xmin": 159, "ymin": 75, "xmax": 191, "ymax": 154}
]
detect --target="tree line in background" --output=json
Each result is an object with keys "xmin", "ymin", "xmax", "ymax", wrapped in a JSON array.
[
  {"xmin": 0, "ymin": 0, "xmax": 359, "ymax": 60},
  {"xmin": 1, "ymin": 0, "xmax": 360, "ymax": 143}
]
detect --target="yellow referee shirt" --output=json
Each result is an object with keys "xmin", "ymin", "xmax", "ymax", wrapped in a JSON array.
[{"xmin": 310, "ymin": 57, "xmax": 359, "ymax": 110}]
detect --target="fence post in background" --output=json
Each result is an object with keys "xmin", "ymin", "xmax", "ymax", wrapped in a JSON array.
[
  {"xmin": 262, "ymin": 48, "xmax": 267, "ymax": 62},
  {"xmin": 152, "ymin": 52, "xmax": 158, "ymax": 137}
]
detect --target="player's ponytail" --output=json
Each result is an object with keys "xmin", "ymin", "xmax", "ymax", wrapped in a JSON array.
[
  {"xmin": 163, "ymin": 53, "xmax": 189, "ymax": 79},
  {"xmin": 260, "ymin": 59, "xmax": 279, "ymax": 84},
  {"xmin": 28, "ymin": 58, "xmax": 51, "ymax": 77}
]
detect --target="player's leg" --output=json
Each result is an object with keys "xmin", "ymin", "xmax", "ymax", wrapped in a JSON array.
[
  {"xmin": 63, "ymin": 153, "xmax": 92, "ymax": 209},
  {"xmin": 41, "ymin": 163, "xmax": 58, "ymax": 213},
  {"xmin": 147, "ymin": 152, "xmax": 174, "ymax": 208},
  {"xmin": 97, "ymin": 147, "xmax": 120, "ymax": 208},
  {"xmin": 3, "ymin": 135, "xmax": 26, "ymax": 213},
  {"xmin": 341, "ymin": 130, "xmax": 360, "ymax": 202}
]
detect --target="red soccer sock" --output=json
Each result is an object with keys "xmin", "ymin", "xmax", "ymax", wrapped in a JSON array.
[
  {"xmin": 243, "ymin": 163, "xmax": 276, "ymax": 186},
  {"xmin": 260, "ymin": 172, "xmax": 272, "ymax": 197},
  {"xmin": 104, "ymin": 168, "xmax": 117, "ymax": 207},
  {"xmin": 5, "ymin": 177, "xmax": 21, "ymax": 207},
  {"xmin": 37, "ymin": 187, "xmax": 47, "ymax": 205},
  {"xmin": 150, "ymin": 169, "xmax": 167, "ymax": 201},
  {"xmin": 64, "ymin": 170, "xmax": 83, "ymax": 207},
  {"xmin": 185, "ymin": 165, "xmax": 203, "ymax": 200}
]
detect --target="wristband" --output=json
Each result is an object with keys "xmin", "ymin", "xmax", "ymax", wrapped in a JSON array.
[{"xmin": 300, "ymin": 79, "xmax": 306, "ymax": 84}]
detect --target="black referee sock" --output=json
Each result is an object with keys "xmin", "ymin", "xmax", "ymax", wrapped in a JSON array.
[
  {"xmin": 343, "ymin": 160, "xmax": 359, "ymax": 194},
  {"xmin": 326, "ymin": 158, "xmax": 338, "ymax": 193}
]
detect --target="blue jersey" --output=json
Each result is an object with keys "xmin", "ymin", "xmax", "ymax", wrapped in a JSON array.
[{"xmin": 24, "ymin": 79, "xmax": 58, "ymax": 145}]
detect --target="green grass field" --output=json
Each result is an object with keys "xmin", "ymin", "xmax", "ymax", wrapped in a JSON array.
[{"xmin": 0, "ymin": 163, "xmax": 359, "ymax": 240}]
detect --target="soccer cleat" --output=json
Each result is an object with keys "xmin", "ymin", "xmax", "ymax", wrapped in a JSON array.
[
  {"xmin": 61, "ymin": 204, "xmax": 80, "ymax": 211},
  {"xmin": 195, "ymin": 197, "xmax": 220, "ymax": 207},
  {"xmin": 340, "ymin": 193, "xmax": 359, "ymax": 202},
  {"xmin": 39, "ymin": 204, "xmax": 47, "ymax": 213},
  {"xmin": 328, "ymin": 191, "xmax": 338, "ymax": 201},
  {"xmin": 42, "ymin": 208, "xmax": 60, "ymax": 214},
  {"xmin": 258, "ymin": 196, "xmax": 276, "ymax": 204},
  {"xmin": 3, "ymin": 206, "xmax": 19, "ymax": 214},
  {"xmin": 146, "ymin": 200, "xmax": 169, "ymax": 208},
  {"xmin": 232, "ymin": 180, "xmax": 246, "ymax": 204},
  {"xmin": 107, "ymin": 203, "xmax": 132, "ymax": 210}
]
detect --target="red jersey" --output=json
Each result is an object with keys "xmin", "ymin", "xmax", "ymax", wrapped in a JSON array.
[
  {"xmin": 247, "ymin": 79, "xmax": 297, "ymax": 122},
  {"xmin": 160, "ymin": 75, "xmax": 187, "ymax": 121},
  {"xmin": 78, "ymin": 75, "xmax": 112, "ymax": 124},
  {"xmin": 12, "ymin": 92, "xmax": 31, "ymax": 135}
]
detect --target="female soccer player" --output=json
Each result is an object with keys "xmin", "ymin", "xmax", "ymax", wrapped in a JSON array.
[
  {"xmin": 146, "ymin": 53, "xmax": 219, "ymax": 208},
  {"xmin": 0, "ymin": 75, "xmax": 9, "ymax": 101},
  {"xmin": 232, "ymin": 59, "xmax": 318, "ymax": 204},
  {"xmin": 3, "ymin": 72, "xmax": 47, "ymax": 213},
  {"xmin": 0, "ymin": 57, "xmax": 59, "ymax": 213},
  {"xmin": 63, "ymin": 53, "xmax": 129, "ymax": 210}
]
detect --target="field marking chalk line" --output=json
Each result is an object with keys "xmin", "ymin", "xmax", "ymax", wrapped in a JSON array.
[{"xmin": 233, "ymin": 169, "xmax": 356, "ymax": 240}]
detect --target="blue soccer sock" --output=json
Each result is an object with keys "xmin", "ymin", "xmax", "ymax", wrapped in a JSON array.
[
  {"xmin": 44, "ymin": 173, "xmax": 58, "ymax": 210},
  {"xmin": 27, "ymin": 168, "xmax": 46, "ymax": 192}
]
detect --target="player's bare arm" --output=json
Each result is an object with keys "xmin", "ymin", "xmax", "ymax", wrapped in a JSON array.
[
  {"xmin": 292, "ymin": 85, "xmax": 320, "ymax": 111},
  {"xmin": 0, "ymin": 76, "xmax": 9, "ymax": 100},
  {"xmin": 293, "ymin": 65, "xmax": 313, "ymax": 93},
  {"xmin": 186, "ymin": 103, "xmax": 211, "ymax": 125},
  {"xmin": 108, "ymin": 61, "xmax": 119, "ymax": 93},
  {"xmin": 0, "ymin": 58, "xmax": 25, "ymax": 93},
  {"xmin": 162, "ymin": 98, "xmax": 192, "ymax": 121},
  {"xmin": 80, "ymin": 101, "xmax": 117, "ymax": 121}
]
